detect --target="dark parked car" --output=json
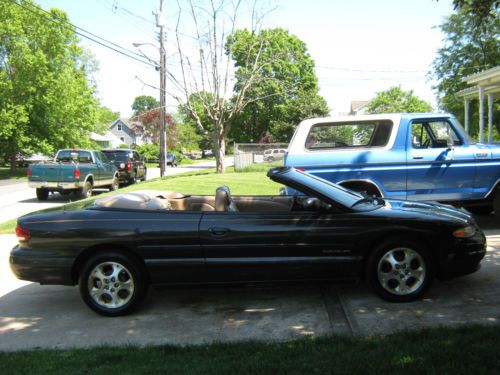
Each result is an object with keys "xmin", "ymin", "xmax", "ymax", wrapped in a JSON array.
[
  {"xmin": 167, "ymin": 152, "xmax": 178, "ymax": 167},
  {"xmin": 11, "ymin": 167, "xmax": 486, "ymax": 316},
  {"xmin": 102, "ymin": 149, "xmax": 147, "ymax": 184}
]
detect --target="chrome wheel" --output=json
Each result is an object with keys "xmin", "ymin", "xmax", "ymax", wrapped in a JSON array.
[
  {"xmin": 377, "ymin": 247, "xmax": 426, "ymax": 296},
  {"xmin": 87, "ymin": 262, "xmax": 135, "ymax": 309}
]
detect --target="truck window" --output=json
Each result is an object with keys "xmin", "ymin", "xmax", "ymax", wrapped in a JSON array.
[
  {"xmin": 411, "ymin": 121, "xmax": 462, "ymax": 149},
  {"xmin": 78, "ymin": 151, "xmax": 93, "ymax": 163},
  {"xmin": 56, "ymin": 150, "xmax": 78, "ymax": 162},
  {"xmin": 305, "ymin": 120, "xmax": 393, "ymax": 150}
]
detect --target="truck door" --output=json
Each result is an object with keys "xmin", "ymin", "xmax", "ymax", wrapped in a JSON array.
[{"xmin": 406, "ymin": 119, "xmax": 475, "ymax": 201}]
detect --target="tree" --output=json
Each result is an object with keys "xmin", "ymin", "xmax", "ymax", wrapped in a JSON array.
[
  {"xmin": 0, "ymin": 0, "xmax": 99, "ymax": 170},
  {"xmin": 452, "ymin": 0, "xmax": 499, "ymax": 25},
  {"xmin": 365, "ymin": 86, "xmax": 433, "ymax": 114},
  {"xmin": 132, "ymin": 95, "xmax": 160, "ymax": 116},
  {"xmin": 228, "ymin": 28, "xmax": 329, "ymax": 143},
  {"xmin": 431, "ymin": 7, "xmax": 500, "ymax": 136},
  {"xmin": 169, "ymin": 0, "xmax": 278, "ymax": 173},
  {"xmin": 136, "ymin": 109, "xmax": 178, "ymax": 149}
]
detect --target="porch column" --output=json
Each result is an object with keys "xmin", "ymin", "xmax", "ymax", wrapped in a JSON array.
[
  {"xmin": 464, "ymin": 98, "xmax": 470, "ymax": 134},
  {"xmin": 479, "ymin": 86, "xmax": 485, "ymax": 143},
  {"xmin": 488, "ymin": 93, "xmax": 494, "ymax": 143}
]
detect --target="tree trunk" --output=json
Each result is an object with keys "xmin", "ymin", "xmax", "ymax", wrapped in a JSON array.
[
  {"xmin": 9, "ymin": 153, "xmax": 17, "ymax": 173},
  {"xmin": 214, "ymin": 127, "xmax": 226, "ymax": 173}
]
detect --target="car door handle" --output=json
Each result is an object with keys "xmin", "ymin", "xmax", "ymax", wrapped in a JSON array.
[
  {"xmin": 208, "ymin": 227, "xmax": 229, "ymax": 237},
  {"xmin": 412, "ymin": 156, "xmax": 424, "ymax": 160}
]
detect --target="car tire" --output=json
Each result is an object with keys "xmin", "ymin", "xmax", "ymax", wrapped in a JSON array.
[
  {"xmin": 466, "ymin": 205, "xmax": 493, "ymax": 216},
  {"xmin": 493, "ymin": 191, "xmax": 500, "ymax": 219},
  {"xmin": 366, "ymin": 239, "xmax": 434, "ymax": 302},
  {"xmin": 142, "ymin": 168, "xmax": 147, "ymax": 181},
  {"xmin": 78, "ymin": 181, "xmax": 93, "ymax": 199},
  {"xmin": 109, "ymin": 175, "xmax": 119, "ymax": 191},
  {"xmin": 129, "ymin": 173, "xmax": 137, "ymax": 185},
  {"xmin": 36, "ymin": 188, "xmax": 49, "ymax": 201},
  {"xmin": 79, "ymin": 251, "xmax": 147, "ymax": 316}
]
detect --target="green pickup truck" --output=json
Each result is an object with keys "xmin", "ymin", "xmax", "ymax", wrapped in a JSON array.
[{"xmin": 28, "ymin": 149, "xmax": 119, "ymax": 201}]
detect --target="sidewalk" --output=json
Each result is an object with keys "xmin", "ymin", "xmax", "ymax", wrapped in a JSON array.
[{"xmin": 1, "ymin": 230, "xmax": 499, "ymax": 351}]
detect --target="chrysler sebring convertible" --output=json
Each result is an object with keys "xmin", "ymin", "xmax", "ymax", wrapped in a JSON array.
[{"xmin": 10, "ymin": 167, "xmax": 486, "ymax": 316}]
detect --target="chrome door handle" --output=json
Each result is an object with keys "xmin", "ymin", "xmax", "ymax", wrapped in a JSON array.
[{"xmin": 208, "ymin": 227, "xmax": 229, "ymax": 237}]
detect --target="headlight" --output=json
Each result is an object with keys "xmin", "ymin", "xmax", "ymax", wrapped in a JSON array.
[
  {"xmin": 120, "ymin": 163, "xmax": 125, "ymax": 169},
  {"xmin": 453, "ymin": 225, "xmax": 476, "ymax": 238}
]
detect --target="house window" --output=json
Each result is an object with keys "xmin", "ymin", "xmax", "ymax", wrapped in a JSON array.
[
  {"xmin": 120, "ymin": 137, "xmax": 125, "ymax": 142},
  {"xmin": 117, "ymin": 123, "xmax": 122, "ymax": 131}
]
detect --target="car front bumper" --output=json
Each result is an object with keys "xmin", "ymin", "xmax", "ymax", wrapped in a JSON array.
[{"xmin": 439, "ymin": 232, "xmax": 487, "ymax": 280}]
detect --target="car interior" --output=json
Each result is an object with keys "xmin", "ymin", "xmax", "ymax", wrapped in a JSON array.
[{"xmin": 93, "ymin": 187, "xmax": 328, "ymax": 213}]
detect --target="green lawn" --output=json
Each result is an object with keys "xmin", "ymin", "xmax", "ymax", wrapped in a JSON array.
[
  {"xmin": 0, "ymin": 325, "xmax": 499, "ymax": 374},
  {"xmin": 0, "ymin": 168, "xmax": 282, "ymax": 234},
  {"xmin": 0, "ymin": 167, "xmax": 28, "ymax": 180}
]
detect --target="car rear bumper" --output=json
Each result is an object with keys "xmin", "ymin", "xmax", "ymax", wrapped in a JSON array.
[
  {"xmin": 10, "ymin": 245, "xmax": 74, "ymax": 285},
  {"xmin": 28, "ymin": 181, "xmax": 81, "ymax": 189}
]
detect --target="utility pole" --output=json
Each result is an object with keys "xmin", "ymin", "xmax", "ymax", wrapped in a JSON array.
[{"xmin": 156, "ymin": 0, "xmax": 167, "ymax": 177}]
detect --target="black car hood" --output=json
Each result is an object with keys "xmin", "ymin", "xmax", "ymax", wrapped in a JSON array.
[{"xmin": 385, "ymin": 199, "xmax": 472, "ymax": 224}]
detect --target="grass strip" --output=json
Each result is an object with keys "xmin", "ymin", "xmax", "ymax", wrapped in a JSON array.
[{"xmin": 0, "ymin": 325, "xmax": 498, "ymax": 374}]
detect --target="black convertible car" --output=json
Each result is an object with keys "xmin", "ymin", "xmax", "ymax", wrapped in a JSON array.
[{"xmin": 10, "ymin": 167, "xmax": 486, "ymax": 316}]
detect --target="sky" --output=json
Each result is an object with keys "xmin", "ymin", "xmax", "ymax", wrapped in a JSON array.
[{"xmin": 38, "ymin": 0, "xmax": 454, "ymax": 118}]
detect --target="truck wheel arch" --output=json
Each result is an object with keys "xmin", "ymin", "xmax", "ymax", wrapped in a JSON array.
[{"xmin": 337, "ymin": 179, "xmax": 384, "ymax": 197}]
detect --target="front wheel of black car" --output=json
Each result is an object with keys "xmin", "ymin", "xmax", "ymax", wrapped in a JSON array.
[
  {"xmin": 79, "ymin": 252, "xmax": 147, "ymax": 316},
  {"xmin": 36, "ymin": 188, "xmax": 49, "ymax": 201},
  {"xmin": 366, "ymin": 240, "xmax": 434, "ymax": 302}
]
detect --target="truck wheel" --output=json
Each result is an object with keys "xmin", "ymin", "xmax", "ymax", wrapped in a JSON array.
[
  {"xmin": 36, "ymin": 188, "xmax": 49, "ymax": 201},
  {"xmin": 466, "ymin": 205, "xmax": 493, "ymax": 216},
  {"xmin": 109, "ymin": 176, "xmax": 119, "ymax": 192},
  {"xmin": 366, "ymin": 239, "xmax": 434, "ymax": 302},
  {"xmin": 494, "ymin": 192, "xmax": 500, "ymax": 219},
  {"xmin": 78, "ymin": 251, "xmax": 148, "ymax": 316},
  {"xmin": 79, "ymin": 181, "xmax": 93, "ymax": 199}
]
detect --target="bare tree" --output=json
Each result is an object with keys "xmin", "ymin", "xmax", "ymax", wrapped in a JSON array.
[{"xmin": 167, "ymin": 0, "xmax": 273, "ymax": 173}]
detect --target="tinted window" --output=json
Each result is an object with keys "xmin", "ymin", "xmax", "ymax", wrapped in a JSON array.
[
  {"xmin": 306, "ymin": 120, "xmax": 393, "ymax": 150},
  {"xmin": 102, "ymin": 150, "xmax": 130, "ymax": 162}
]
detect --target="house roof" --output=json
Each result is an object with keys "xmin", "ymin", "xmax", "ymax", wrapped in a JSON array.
[{"xmin": 350, "ymin": 100, "xmax": 369, "ymax": 113}]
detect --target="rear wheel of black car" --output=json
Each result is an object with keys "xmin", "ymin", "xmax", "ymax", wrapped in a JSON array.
[
  {"xmin": 79, "ymin": 252, "xmax": 147, "ymax": 316},
  {"xmin": 36, "ymin": 188, "xmax": 49, "ymax": 201},
  {"xmin": 366, "ymin": 240, "xmax": 434, "ymax": 302},
  {"xmin": 128, "ymin": 173, "xmax": 137, "ymax": 185},
  {"xmin": 493, "ymin": 192, "xmax": 500, "ymax": 219},
  {"xmin": 78, "ymin": 181, "xmax": 93, "ymax": 199}
]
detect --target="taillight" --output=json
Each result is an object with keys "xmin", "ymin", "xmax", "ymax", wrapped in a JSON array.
[
  {"xmin": 127, "ymin": 162, "xmax": 132, "ymax": 172},
  {"xmin": 27, "ymin": 166, "xmax": 31, "ymax": 177},
  {"xmin": 75, "ymin": 167, "xmax": 80, "ymax": 180},
  {"xmin": 16, "ymin": 225, "xmax": 31, "ymax": 241},
  {"xmin": 296, "ymin": 167, "xmax": 306, "ymax": 172}
]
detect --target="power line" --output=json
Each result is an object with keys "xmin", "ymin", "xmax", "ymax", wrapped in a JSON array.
[
  {"xmin": 316, "ymin": 65, "xmax": 428, "ymax": 74},
  {"xmin": 10, "ymin": 0, "xmax": 156, "ymax": 68}
]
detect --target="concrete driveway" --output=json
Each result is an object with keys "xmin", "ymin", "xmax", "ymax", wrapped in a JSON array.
[{"xmin": 0, "ymin": 216, "xmax": 499, "ymax": 351}]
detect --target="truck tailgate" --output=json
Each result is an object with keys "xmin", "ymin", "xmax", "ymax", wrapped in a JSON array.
[{"xmin": 29, "ymin": 163, "xmax": 76, "ymax": 182}]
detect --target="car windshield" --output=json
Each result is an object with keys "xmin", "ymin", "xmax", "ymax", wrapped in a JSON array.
[{"xmin": 278, "ymin": 168, "xmax": 384, "ymax": 211}]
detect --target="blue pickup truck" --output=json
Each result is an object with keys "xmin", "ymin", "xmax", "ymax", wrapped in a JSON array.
[
  {"xmin": 28, "ymin": 149, "xmax": 119, "ymax": 201},
  {"xmin": 285, "ymin": 113, "xmax": 500, "ymax": 216}
]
